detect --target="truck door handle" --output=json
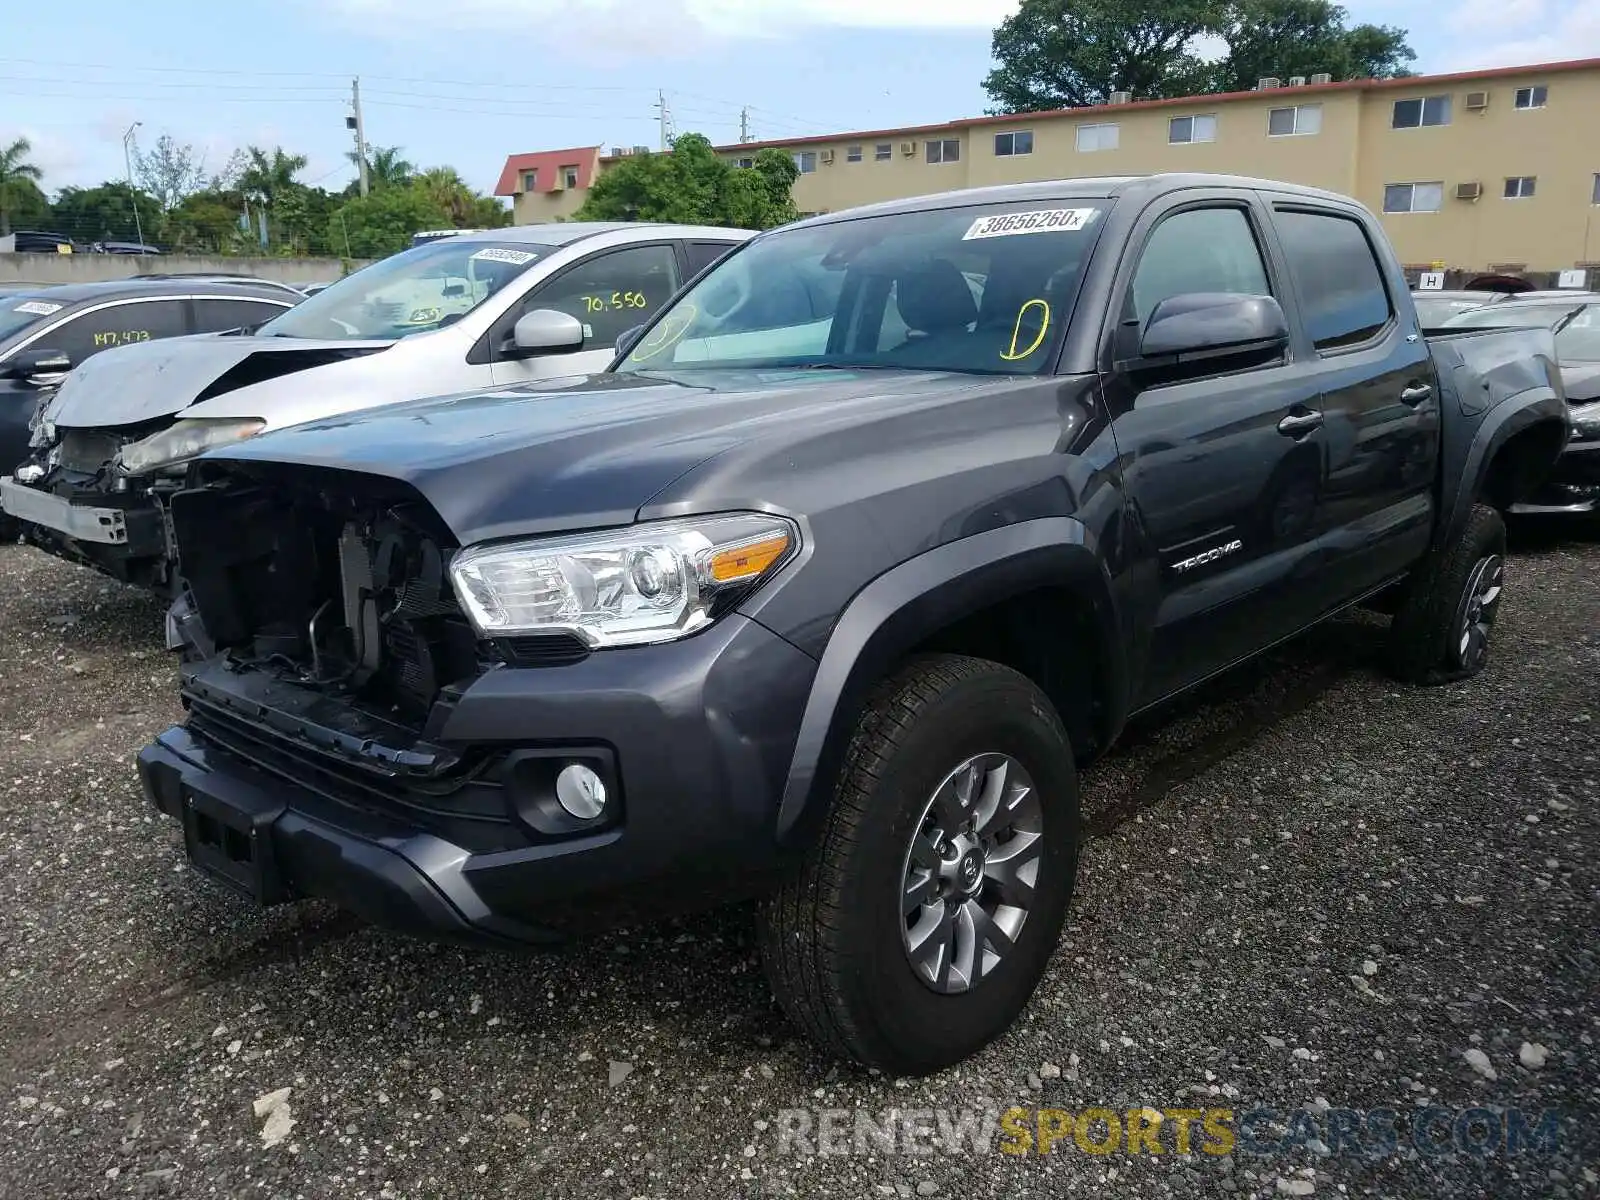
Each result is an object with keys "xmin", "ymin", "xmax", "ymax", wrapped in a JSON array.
[
  {"xmin": 1277, "ymin": 409, "xmax": 1324, "ymax": 437},
  {"xmin": 1399, "ymin": 383, "xmax": 1433, "ymax": 405}
]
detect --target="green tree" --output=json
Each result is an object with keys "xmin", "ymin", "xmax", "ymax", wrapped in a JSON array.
[
  {"xmin": 134, "ymin": 134, "xmax": 209, "ymax": 211},
  {"xmin": 1208, "ymin": 0, "xmax": 1413, "ymax": 93},
  {"xmin": 167, "ymin": 189, "xmax": 250, "ymax": 254},
  {"xmin": 984, "ymin": 0, "xmax": 1413, "ymax": 112},
  {"xmin": 240, "ymin": 145, "xmax": 308, "ymax": 207},
  {"xmin": 0, "ymin": 136, "xmax": 45, "ymax": 237},
  {"xmin": 574, "ymin": 134, "xmax": 797, "ymax": 230},
  {"xmin": 348, "ymin": 145, "xmax": 415, "ymax": 191},
  {"xmin": 50, "ymin": 182, "xmax": 165, "ymax": 245},
  {"xmin": 985, "ymin": 0, "xmax": 1219, "ymax": 111},
  {"xmin": 329, "ymin": 187, "xmax": 449, "ymax": 258}
]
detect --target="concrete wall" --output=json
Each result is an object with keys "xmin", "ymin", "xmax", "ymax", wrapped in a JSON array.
[{"xmin": 0, "ymin": 253, "xmax": 371, "ymax": 288}]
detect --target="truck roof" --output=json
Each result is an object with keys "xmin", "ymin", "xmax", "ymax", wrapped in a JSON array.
[{"xmin": 789, "ymin": 172, "xmax": 1368, "ymax": 229}]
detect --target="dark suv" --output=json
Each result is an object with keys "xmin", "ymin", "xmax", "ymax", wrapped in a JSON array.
[{"xmin": 140, "ymin": 175, "xmax": 1567, "ymax": 1074}]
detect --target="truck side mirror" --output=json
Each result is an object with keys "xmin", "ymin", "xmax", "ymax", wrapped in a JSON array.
[
  {"xmin": 1138, "ymin": 293, "xmax": 1288, "ymax": 361},
  {"xmin": 5, "ymin": 348, "xmax": 72, "ymax": 386},
  {"xmin": 507, "ymin": 309, "xmax": 585, "ymax": 358}
]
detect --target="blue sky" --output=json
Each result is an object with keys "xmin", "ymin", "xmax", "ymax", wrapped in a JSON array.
[{"xmin": 5, "ymin": 0, "xmax": 1596, "ymax": 200}]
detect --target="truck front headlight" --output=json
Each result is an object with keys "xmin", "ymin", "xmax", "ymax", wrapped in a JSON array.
[
  {"xmin": 449, "ymin": 513, "xmax": 798, "ymax": 647},
  {"xmin": 1569, "ymin": 401, "xmax": 1600, "ymax": 439},
  {"xmin": 115, "ymin": 417, "xmax": 267, "ymax": 476}
]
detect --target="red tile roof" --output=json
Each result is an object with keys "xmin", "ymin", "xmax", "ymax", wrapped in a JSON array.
[{"xmin": 494, "ymin": 147, "xmax": 601, "ymax": 196}]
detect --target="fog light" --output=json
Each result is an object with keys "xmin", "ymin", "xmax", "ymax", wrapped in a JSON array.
[{"xmin": 554, "ymin": 763, "xmax": 607, "ymax": 820}]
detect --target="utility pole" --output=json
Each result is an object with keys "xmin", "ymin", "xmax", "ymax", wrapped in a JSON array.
[
  {"xmin": 739, "ymin": 107, "xmax": 752, "ymax": 143},
  {"xmin": 349, "ymin": 77, "xmax": 370, "ymax": 197},
  {"xmin": 121, "ymin": 121, "xmax": 145, "ymax": 248},
  {"xmin": 655, "ymin": 89, "xmax": 674, "ymax": 151}
]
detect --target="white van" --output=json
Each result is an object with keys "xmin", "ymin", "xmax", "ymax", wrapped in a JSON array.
[{"xmin": 3, "ymin": 223, "xmax": 750, "ymax": 591}]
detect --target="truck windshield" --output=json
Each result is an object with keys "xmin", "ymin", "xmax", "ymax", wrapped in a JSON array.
[
  {"xmin": 616, "ymin": 201, "xmax": 1110, "ymax": 376},
  {"xmin": 257, "ymin": 240, "xmax": 550, "ymax": 341}
]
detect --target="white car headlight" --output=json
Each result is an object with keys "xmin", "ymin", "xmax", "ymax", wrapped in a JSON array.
[
  {"xmin": 115, "ymin": 417, "xmax": 267, "ymax": 477},
  {"xmin": 449, "ymin": 513, "xmax": 798, "ymax": 647},
  {"xmin": 1570, "ymin": 400, "xmax": 1600, "ymax": 439}
]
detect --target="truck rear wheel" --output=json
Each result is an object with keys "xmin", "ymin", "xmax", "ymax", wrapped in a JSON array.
[
  {"xmin": 757, "ymin": 654, "xmax": 1079, "ymax": 1074},
  {"xmin": 1386, "ymin": 502, "xmax": 1507, "ymax": 685}
]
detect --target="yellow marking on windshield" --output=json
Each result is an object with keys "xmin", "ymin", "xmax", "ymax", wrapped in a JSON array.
[
  {"xmin": 629, "ymin": 304, "xmax": 697, "ymax": 362},
  {"xmin": 1000, "ymin": 299, "xmax": 1050, "ymax": 361}
]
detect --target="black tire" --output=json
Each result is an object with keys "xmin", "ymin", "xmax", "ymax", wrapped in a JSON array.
[
  {"xmin": 1387, "ymin": 502, "xmax": 1507, "ymax": 685},
  {"xmin": 757, "ymin": 654, "xmax": 1080, "ymax": 1074}
]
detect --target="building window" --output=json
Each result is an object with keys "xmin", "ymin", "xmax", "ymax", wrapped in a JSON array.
[
  {"xmin": 1076, "ymin": 123, "xmax": 1119, "ymax": 152},
  {"xmin": 1383, "ymin": 182, "xmax": 1444, "ymax": 213},
  {"xmin": 1391, "ymin": 95, "xmax": 1451, "ymax": 128},
  {"xmin": 1514, "ymin": 85, "xmax": 1548, "ymax": 109},
  {"xmin": 1267, "ymin": 104, "xmax": 1322, "ymax": 136},
  {"xmin": 846, "ymin": 144, "xmax": 863, "ymax": 163},
  {"xmin": 561, "ymin": 165, "xmax": 579, "ymax": 190},
  {"xmin": 1593, "ymin": 173, "xmax": 1600, "ymax": 204},
  {"xmin": 1169, "ymin": 114, "xmax": 1217, "ymax": 144},
  {"xmin": 993, "ymin": 130, "xmax": 1034, "ymax": 156},
  {"xmin": 1504, "ymin": 175, "xmax": 1537, "ymax": 199},
  {"xmin": 520, "ymin": 169, "xmax": 537, "ymax": 191},
  {"xmin": 734, "ymin": 157, "xmax": 754, "ymax": 169},
  {"xmin": 794, "ymin": 151, "xmax": 817, "ymax": 173},
  {"xmin": 875, "ymin": 142, "xmax": 892, "ymax": 161},
  {"xmin": 926, "ymin": 138, "xmax": 961, "ymax": 164}
]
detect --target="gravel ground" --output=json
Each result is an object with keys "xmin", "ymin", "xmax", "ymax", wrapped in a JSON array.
[{"xmin": 0, "ymin": 527, "xmax": 1594, "ymax": 1200}]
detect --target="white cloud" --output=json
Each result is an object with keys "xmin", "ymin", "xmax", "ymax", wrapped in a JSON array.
[{"xmin": 1443, "ymin": 0, "xmax": 1600, "ymax": 67}]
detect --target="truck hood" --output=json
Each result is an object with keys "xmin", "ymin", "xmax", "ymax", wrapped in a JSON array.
[
  {"xmin": 1559, "ymin": 361, "xmax": 1600, "ymax": 404},
  {"xmin": 47, "ymin": 334, "xmax": 393, "ymax": 429},
  {"xmin": 204, "ymin": 368, "xmax": 993, "ymax": 545}
]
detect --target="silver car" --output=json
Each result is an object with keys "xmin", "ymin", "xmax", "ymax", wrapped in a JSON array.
[{"xmin": 4, "ymin": 223, "xmax": 751, "ymax": 591}]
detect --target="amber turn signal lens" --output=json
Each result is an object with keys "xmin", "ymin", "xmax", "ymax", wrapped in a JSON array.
[{"xmin": 707, "ymin": 533, "xmax": 791, "ymax": 583}]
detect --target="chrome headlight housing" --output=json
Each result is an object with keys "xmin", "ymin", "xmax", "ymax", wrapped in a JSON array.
[
  {"xmin": 115, "ymin": 417, "xmax": 267, "ymax": 477},
  {"xmin": 1569, "ymin": 400, "xmax": 1600, "ymax": 439},
  {"xmin": 449, "ymin": 513, "xmax": 797, "ymax": 648}
]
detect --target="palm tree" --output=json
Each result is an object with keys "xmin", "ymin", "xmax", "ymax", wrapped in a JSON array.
[
  {"xmin": 239, "ymin": 145, "xmax": 308, "ymax": 207},
  {"xmin": 347, "ymin": 145, "xmax": 415, "ymax": 190},
  {"xmin": 414, "ymin": 165, "xmax": 474, "ymax": 224},
  {"xmin": 0, "ymin": 137, "xmax": 44, "ymax": 237}
]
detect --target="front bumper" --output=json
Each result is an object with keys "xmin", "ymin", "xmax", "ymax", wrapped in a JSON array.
[
  {"xmin": 1, "ymin": 473, "xmax": 172, "ymax": 584},
  {"xmin": 139, "ymin": 614, "xmax": 819, "ymax": 944},
  {"xmin": 0, "ymin": 475, "xmax": 131, "ymax": 544},
  {"xmin": 1511, "ymin": 436, "xmax": 1600, "ymax": 514}
]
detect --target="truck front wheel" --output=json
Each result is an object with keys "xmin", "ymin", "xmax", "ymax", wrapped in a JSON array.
[
  {"xmin": 757, "ymin": 654, "xmax": 1080, "ymax": 1074},
  {"xmin": 1387, "ymin": 502, "xmax": 1507, "ymax": 685}
]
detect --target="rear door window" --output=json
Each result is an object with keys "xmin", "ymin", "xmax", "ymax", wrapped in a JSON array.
[
  {"xmin": 192, "ymin": 298, "xmax": 293, "ymax": 334},
  {"xmin": 1274, "ymin": 209, "xmax": 1393, "ymax": 349},
  {"xmin": 684, "ymin": 240, "xmax": 739, "ymax": 278}
]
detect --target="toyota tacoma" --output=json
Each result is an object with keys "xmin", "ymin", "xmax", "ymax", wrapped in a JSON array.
[{"xmin": 138, "ymin": 175, "xmax": 1568, "ymax": 1074}]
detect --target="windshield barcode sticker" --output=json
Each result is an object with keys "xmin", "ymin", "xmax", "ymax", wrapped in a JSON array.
[
  {"xmin": 962, "ymin": 208, "xmax": 1099, "ymax": 240},
  {"xmin": 13, "ymin": 300, "xmax": 63, "ymax": 316},
  {"xmin": 470, "ymin": 247, "xmax": 538, "ymax": 265}
]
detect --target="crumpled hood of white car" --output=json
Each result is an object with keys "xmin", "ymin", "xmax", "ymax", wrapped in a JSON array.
[{"xmin": 46, "ymin": 333, "xmax": 393, "ymax": 429}]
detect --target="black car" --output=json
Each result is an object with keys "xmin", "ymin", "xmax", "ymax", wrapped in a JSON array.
[
  {"xmin": 0, "ymin": 279, "xmax": 301, "ymax": 529},
  {"xmin": 1442, "ymin": 296, "xmax": 1600, "ymax": 512},
  {"xmin": 142, "ymin": 174, "xmax": 1566, "ymax": 1074}
]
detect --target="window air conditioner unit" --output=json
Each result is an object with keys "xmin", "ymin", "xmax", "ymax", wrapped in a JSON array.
[
  {"xmin": 1257, "ymin": 77, "xmax": 1281, "ymax": 90},
  {"xmin": 1310, "ymin": 72, "xmax": 1333, "ymax": 85},
  {"xmin": 819, "ymin": 149, "xmax": 835, "ymax": 164},
  {"xmin": 1108, "ymin": 90, "xmax": 1132, "ymax": 105},
  {"xmin": 1288, "ymin": 76, "xmax": 1307, "ymax": 87},
  {"xmin": 901, "ymin": 141, "xmax": 918, "ymax": 156},
  {"xmin": 1465, "ymin": 91, "xmax": 1490, "ymax": 110},
  {"xmin": 1455, "ymin": 181, "xmax": 1483, "ymax": 201}
]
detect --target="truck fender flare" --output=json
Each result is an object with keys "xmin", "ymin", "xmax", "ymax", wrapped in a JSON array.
[
  {"xmin": 1437, "ymin": 387, "xmax": 1568, "ymax": 552},
  {"xmin": 773, "ymin": 516, "xmax": 1124, "ymax": 845}
]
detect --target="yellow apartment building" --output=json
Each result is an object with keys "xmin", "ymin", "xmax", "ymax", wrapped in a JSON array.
[{"xmin": 495, "ymin": 57, "xmax": 1600, "ymax": 278}]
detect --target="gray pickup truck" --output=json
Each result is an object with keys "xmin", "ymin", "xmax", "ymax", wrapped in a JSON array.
[{"xmin": 139, "ymin": 175, "xmax": 1566, "ymax": 1074}]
